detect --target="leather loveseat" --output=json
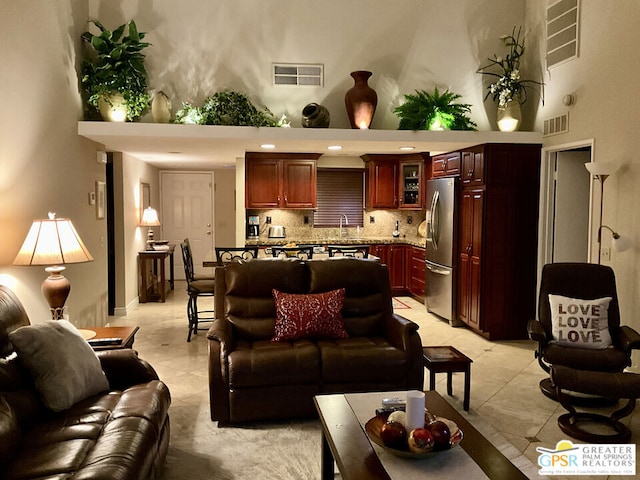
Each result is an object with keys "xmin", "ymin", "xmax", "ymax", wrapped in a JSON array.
[
  {"xmin": 0, "ymin": 285, "xmax": 171, "ymax": 480},
  {"xmin": 208, "ymin": 257, "xmax": 424, "ymax": 424}
]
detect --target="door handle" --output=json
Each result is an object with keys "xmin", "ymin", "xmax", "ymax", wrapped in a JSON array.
[
  {"xmin": 206, "ymin": 231, "xmax": 212, "ymax": 235},
  {"xmin": 426, "ymin": 263, "xmax": 451, "ymax": 275}
]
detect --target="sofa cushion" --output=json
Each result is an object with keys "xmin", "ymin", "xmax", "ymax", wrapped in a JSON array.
[
  {"xmin": 224, "ymin": 259, "xmax": 309, "ymax": 340},
  {"xmin": 228, "ymin": 339, "xmax": 320, "ymax": 387},
  {"xmin": 272, "ymin": 288, "xmax": 348, "ymax": 342},
  {"xmin": 548, "ymin": 294, "xmax": 613, "ymax": 349},
  {"xmin": 307, "ymin": 258, "xmax": 391, "ymax": 337},
  {"xmin": 318, "ymin": 337, "xmax": 408, "ymax": 384},
  {"xmin": 9, "ymin": 320, "xmax": 109, "ymax": 412}
]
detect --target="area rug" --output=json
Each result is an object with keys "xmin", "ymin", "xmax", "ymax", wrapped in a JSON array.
[{"xmin": 392, "ymin": 297, "xmax": 411, "ymax": 309}]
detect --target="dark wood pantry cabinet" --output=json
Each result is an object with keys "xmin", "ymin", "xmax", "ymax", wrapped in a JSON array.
[
  {"xmin": 455, "ymin": 143, "xmax": 541, "ymax": 340},
  {"xmin": 245, "ymin": 152, "xmax": 321, "ymax": 208}
]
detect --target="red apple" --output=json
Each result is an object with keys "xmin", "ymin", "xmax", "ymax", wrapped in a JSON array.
[
  {"xmin": 427, "ymin": 420, "xmax": 451, "ymax": 451},
  {"xmin": 380, "ymin": 421, "xmax": 407, "ymax": 449},
  {"xmin": 408, "ymin": 427, "xmax": 434, "ymax": 453}
]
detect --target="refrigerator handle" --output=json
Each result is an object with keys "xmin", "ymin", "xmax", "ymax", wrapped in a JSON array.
[
  {"xmin": 430, "ymin": 190, "xmax": 440, "ymax": 250},
  {"xmin": 426, "ymin": 262, "xmax": 451, "ymax": 275}
]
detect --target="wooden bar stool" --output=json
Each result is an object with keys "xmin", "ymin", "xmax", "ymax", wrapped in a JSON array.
[{"xmin": 423, "ymin": 346, "xmax": 473, "ymax": 411}]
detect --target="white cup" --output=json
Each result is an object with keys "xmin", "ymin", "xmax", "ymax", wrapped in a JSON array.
[{"xmin": 406, "ymin": 390, "xmax": 425, "ymax": 431}]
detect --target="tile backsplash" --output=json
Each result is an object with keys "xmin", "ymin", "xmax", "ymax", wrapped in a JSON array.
[{"xmin": 247, "ymin": 208, "xmax": 425, "ymax": 245}]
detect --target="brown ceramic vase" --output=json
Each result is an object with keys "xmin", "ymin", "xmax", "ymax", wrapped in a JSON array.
[{"xmin": 345, "ymin": 70, "xmax": 377, "ymax": 129}]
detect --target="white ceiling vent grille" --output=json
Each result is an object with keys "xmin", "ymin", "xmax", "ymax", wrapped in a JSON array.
[
  {"xmin": 544, "ymin": 113, "xmax": 570, "ymax": 137},
  {"xmin": 546, "ymin": 0, "xmax": 580, "ymax": 69},
  {"xmin": 273, "ymin": 63, "xmax": 324, "ymax": 87}
]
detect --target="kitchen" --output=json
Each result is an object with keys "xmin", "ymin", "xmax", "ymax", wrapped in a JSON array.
[{"xmin": 242, "ymin": 142, "xmax": 542, "ymax": 341}]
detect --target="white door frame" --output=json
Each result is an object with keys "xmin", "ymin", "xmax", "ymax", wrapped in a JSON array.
[{"xmin": 538, "ymin": 139, "xmax": 596, "ymax": 280}]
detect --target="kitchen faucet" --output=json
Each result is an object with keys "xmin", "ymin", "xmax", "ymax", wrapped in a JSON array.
[{"xmin": 339, "ymin": 214, "xmax": 349, "ymax": 238}]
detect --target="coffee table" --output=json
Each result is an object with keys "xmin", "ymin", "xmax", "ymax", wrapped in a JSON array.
[
  {"xmin": 314, "ymin": 391, "xmax": 528, "ymax": 480},
  {"xmin": 85, "ymin": 326, "xmax": 139, "ymax": 351}
]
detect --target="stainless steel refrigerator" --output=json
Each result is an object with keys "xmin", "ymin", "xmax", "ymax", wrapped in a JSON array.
[{"xmin": 424, "ymin": 177, "xmax": 461, "ymax": 325}]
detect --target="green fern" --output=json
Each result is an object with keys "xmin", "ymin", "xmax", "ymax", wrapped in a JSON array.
[{"xmin": 394, "ymin": 87, "xmax": 477, "ymax": 131}]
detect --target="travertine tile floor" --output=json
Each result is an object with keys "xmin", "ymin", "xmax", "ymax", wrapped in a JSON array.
[{"xmin": 108, "ymin": 284, "xmax": 638, "ymax": 479}]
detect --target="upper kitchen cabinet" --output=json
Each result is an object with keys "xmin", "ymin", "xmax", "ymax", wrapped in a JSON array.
[
  {"xmin": 461, "ymin": 146, "xmax": 485, "ymax": 186},
  {"xmin": 245, "ymin": 152, "xmax": 321, "ymax": 208},
  {"xmin": 363, "ymin": 153, "xmax": 427, "ymax": 209},
  {"xmin": 431, "ymin": 152, "xmax": 461, "ymax": 178}
]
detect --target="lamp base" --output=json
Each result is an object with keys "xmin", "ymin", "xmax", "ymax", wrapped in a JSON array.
[{"xmin": 42, "ymin": 266, "xmax": 70, "ymax": 320}]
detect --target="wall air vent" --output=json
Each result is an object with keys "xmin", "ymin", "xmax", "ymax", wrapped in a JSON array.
[
  {"xmin": 273, "ymin": 63, "xmax": 323, "ymax": 87},
  {"xmin": 544, "ymin": 113, "xmax": 570, "ymax": 137},
  {"xmin": 546, "ymin": 0, "xmax": 580, "ymax": 69}
]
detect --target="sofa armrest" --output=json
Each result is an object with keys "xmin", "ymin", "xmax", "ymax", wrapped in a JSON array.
[
  {"xmin": 527, "ymin": 319, "xmax": 548, "ymax": 343},
  {"xmin": 385, "ymin": 313, "xmax": 424, "ymax": 390},
  {"xmin": 385, "ymin": 313, "xmax": 419, "ymax": 351},
  {"xmin": 96, "ymin": 349, "xmax": 160, "ymax": 391},
  {"xmin": 611, "ymin": 325, "xmax": 640, "ymax": 352},
  {"xmin": 207, "ymin": 318, "xmax": 234, "ymax": 422}
]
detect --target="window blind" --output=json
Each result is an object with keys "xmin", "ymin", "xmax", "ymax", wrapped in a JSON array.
[{"xmin": 314, "ymin": 169, "xmax": 364, "ymax": 227}]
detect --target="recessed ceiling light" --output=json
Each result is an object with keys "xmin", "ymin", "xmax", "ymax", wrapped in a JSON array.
[
  {"xmin": 400, "ymin": 146, "xmax": 415, "ymax": 151},
  {"xmin": 328, "ymin": 145, "xmax": 343, "ymax": 151},
  {"xmin": 261, "ymin": 144, "xmax": 276, "ymax": 149}
]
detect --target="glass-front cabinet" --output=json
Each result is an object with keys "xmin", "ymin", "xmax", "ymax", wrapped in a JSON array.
[{"xmin": 398, "ymin": 159, "xmax": 423, "ymax": 209}]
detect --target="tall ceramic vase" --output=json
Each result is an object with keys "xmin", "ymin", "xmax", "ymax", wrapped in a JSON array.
[
  {"xmin": 496, "ymin": 100, "xmax": 522, "ymax": 132},
  {"xmin": 345, "ymin": 70, "xmax": 377, "ymax": 129}
]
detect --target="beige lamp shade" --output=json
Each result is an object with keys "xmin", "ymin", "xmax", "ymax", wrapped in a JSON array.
[
  {"xmin": 584, "ymin": 162, "xmax": 620, "ymax": 177},
  {"xmin": 140, "ymin": 207, "xmax": 161, "ymax": 226},
  {"xmin": 13, "ymin": 213, "xmax": 93, "ymax": 319}
]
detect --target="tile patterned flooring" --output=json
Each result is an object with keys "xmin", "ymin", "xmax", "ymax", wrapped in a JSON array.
[{"xmin": 109, "ymin": 284, "xmax": 638, "ymax": 479}]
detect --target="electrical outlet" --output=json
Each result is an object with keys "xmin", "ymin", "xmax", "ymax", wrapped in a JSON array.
[
  {"xmin": 601, "ymin": 247, "xmax": 611, "ymax": 262},
  {"xmin": 369, "ymin": 216, "xmax": 375, "ymax": 223},
  {"xmin": 266, "ymin": 216, "xmax": 272, "ymax": 224},
  {"xmin": 303, "ymin": 216, "xmax": 309, "ymax": 224},
  {"xmin": 407, "ymin": 216, "xmax": 413, "ymax": 224}
]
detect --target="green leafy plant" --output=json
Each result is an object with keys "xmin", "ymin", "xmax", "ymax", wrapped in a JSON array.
[
  {"xmin": 477, "ymin": 26, "xmax": 544, "ymax": 107},
  {"xmin": 81, "ymin": 20, "xmax": 151, "ymax": 121},
  {"xmin": 394, "ymin": 87, "xmax": 477, "ymax": 131},
  {"xmin": 174, "ymin": 91, "xmax": 277, "ymax": 126}
]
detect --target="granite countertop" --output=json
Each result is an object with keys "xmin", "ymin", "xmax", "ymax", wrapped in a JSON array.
[{"xmin": 246, "ymin": 236, "xmax": 426, "ymax": 249}]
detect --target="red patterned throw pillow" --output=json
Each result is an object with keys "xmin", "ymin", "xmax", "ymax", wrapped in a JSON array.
[{"xmin": 272, "ymin": 288, "xmax": 349, "ymax": 342}]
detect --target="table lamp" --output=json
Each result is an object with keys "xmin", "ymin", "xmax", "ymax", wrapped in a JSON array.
[
  {"xmin": 140, "ymin": 206, "xmax": 161, "ymax": 250},
  {"xmin": 13, "ymin": 212, "xmax": 94, "ymax": 319}
]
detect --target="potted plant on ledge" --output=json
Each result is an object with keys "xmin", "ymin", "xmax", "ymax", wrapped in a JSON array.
[
  {"xmin": 477, "ymin": 26, "xmax": 544, "ymax": 132},
  {"xmin": 81, "ymin": 20, "xmax": 151, "ymax": 122}
]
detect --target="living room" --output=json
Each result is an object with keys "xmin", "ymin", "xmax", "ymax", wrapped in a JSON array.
[{"xmin": 1, "ymin": 0, "xmax": 639, "ymax": 478}]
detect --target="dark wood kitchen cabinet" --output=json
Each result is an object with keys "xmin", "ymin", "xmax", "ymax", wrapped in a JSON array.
[
  {"xmin": 370, "ymin": 244, "xmax": 406, "ymax": 294},
  {"xmin": 431, "ymin": 152, "xmax": 461, "ymax": 178},
  {"xmin": 456, "ymin": 143, "xmax": 541, "ymax": 340},
  {"xmin": 407, "ymin": 246, "xmax": 426, "ymax": 299},
  {"xmin": 363, "ymin": 154, "xmax": 427, "ymax": 209},
  {"xmin": 245, "ymin": 152, "xmax": 321, "ymax": 208}
]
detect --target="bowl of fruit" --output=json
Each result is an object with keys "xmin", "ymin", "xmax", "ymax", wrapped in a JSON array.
[{"xmin": 365, "ymin": 410, "xmax": 463, "ymax": 458}]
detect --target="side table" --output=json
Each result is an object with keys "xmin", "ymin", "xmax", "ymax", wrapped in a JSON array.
[
  {"xmin": 423, "ymin": 345, "xmax": 473, "ymax": 411},
  {"xmin": 86, "ymin": 326, "xmax": 140, "ymax": 351},
  {"xmin": 139, "ymin": 245, "xmax": 175, "ymax": 303}
]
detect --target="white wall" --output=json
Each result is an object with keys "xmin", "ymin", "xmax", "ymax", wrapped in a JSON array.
[
  {"xmin": 526, "ymin": 0, "xmax": 640, "ymax": 364},
  {"xmin": 89, "ymin": 0, "xmax": 528, "ymax": 130},
  {"xmin": 0, "ymin": 0, "xmax": 109, "ymax": 326}
]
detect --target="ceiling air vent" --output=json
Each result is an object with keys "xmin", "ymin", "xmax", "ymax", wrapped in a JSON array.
[
  {"xmin": 273, "ymin": 63, "xmax": 323, "ymax": 87},
  {"xmin": 544, "ymin": 113, "xmax": 569, "ymax": 137},
  {"xmin": 546, "ymin": 0, "xmax": 580, "ymax": 69}
]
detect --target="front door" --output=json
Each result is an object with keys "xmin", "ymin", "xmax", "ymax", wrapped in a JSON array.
[{"xmin": 161, "ymin": 171, "xmax": 214, "ymax": 279}]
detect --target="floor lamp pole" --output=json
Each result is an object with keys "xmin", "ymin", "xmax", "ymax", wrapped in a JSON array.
[{"xmin": 596, "ymin": 174, "xmax": 608, "ymax": 265}]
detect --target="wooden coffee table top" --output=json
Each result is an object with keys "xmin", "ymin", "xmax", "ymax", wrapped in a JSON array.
[
  {"xmin": 85, "ymin": 326, "xmax": 139, "ymax": 350},
  {"xmin": 314, "ymin": 391, "xmax": 527, "ymax": 480}
]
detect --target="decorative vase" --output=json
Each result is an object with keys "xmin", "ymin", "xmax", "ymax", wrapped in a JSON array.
[
  {"xmin": 344, "ymin": 70, "xmax": 377, "ymax": 129},
  {"xmin": 98, "ymin": 92, "xmax": 127, "ymax": 122},
  {"xmin": 151, "ymin": 90, "xmax": 172, "ymax": 123},
  {"xmin": 496, "ymin": 100, "xmax": 522, "ymax": 132},
  {"xmin": 301, "ymin": 103, "xmax": 330, "ymax": 128}
]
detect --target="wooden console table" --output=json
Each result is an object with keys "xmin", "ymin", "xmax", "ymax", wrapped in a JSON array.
[{"xmin": 138, "ymin": 246, "xmax": 175, "ymax": 303}]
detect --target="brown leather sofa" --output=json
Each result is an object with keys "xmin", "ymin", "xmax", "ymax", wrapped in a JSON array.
[
  {"xmin": 0, "ymin": 285, "xmax": 171, "ymax": 480},
  {"xmin": 208, "ymin": 257, "xmax": 424, "ymax": 424}
]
